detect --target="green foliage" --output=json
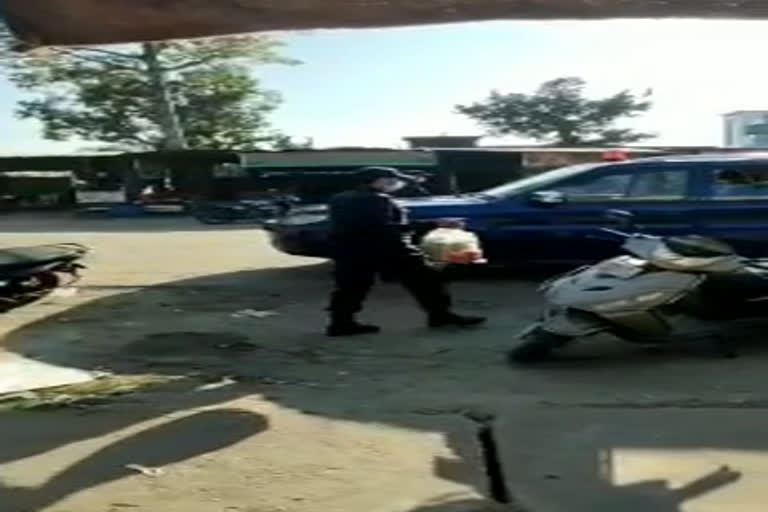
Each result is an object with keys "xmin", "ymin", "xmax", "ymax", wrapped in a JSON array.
[
  {"xmin": 174, "ymin": 63, "xmax": 283, "ymax": 149},
  {"xmin": 271, "ymin": 134, "xmax": 314, "ymax": 150},
  {"xmin": 1, "ymin": 35, "xmax": 300, "ymax": 150},
  {"xmin": 456, "ymin": 77, "xmax": 654, "ymax": 146}
]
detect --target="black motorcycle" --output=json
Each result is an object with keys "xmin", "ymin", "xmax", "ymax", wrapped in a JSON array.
[
  {"xmin": 0, "ymin": 243, "xmax": 88, "ymax": 311},
  {"xmin": 192, "ymin": 199, "xmax": 290, "ymax": 225}
]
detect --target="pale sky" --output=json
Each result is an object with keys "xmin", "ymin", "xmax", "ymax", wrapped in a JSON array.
[{"xmin": 1, "ymin": 19, "xmax": 767, "ymax": 154}]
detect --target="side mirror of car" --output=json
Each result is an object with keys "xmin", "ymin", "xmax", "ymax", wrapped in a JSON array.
[
  {"xmin": 529, "ymin": 190, "xmax": 566, "ymax": 206},
  {"xmin": 605, "ymin": 209, "xmax": 635, "ymax": 229}
]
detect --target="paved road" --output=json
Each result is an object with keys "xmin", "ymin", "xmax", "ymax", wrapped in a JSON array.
[{"xmin": 2, "ymin": 215, "xmax": 768, "ymax": 511}]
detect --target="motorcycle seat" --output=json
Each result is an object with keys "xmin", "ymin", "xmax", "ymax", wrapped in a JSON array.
[{"xmin": 0, "ymin": 245, "xmax": 86, "ymax": 271}]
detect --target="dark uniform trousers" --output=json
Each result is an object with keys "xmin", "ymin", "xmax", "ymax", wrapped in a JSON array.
[
  {"xmin": 329, "ymin": 253, "xmax": 452, "ymax": 323},
  {"xmin": 327, "ymin": 186, "xmax": 451, "ymax": 323}
]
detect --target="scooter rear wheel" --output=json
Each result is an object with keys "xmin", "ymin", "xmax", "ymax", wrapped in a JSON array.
[{"xmin": 507, "ymin": 328, "xmax": 572, "ymax": 364}]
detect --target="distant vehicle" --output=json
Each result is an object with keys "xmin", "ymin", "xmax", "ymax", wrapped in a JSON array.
[
  {"xmin": 192, "ymin": 200, "xmax": 281, "ymax": 225},
  {"xmin": 192, "ymin": 194, "xmax": 299, "ymax": 225},
  {"xmin": 265, "ymin": 153, "xmax": 768, "ymax": 265}
]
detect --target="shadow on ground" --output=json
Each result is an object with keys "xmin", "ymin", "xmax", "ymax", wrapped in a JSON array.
[
  {"xmin": 1, "ymin": 262, "xmax": 765, "ymax": 510},
  {"xmin": 0, "ymin": 408, "xmax": 268, "ymax": 511}
]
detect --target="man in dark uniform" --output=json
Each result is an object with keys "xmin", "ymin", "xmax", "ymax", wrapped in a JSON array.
[{"xmin": 326, "ymin": 167, "xmax": 486, "ymax": 337}]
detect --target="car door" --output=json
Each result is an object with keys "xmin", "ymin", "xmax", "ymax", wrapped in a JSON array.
[
  {"xmin": 482, "ymin": 163, "xmax": 696, "ymax": 264},
  {"xmin": 692, "ymin": 162, "xmax": 768, "ymax": 257}
]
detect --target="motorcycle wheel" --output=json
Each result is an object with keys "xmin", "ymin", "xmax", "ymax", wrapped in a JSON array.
[
  {"xmin": 507, "ymin": 328, "xmax": 572, "ymax": 364},
  {"xmin": 11, "ymin": 271, "xmax": 60, "ymax": 293},
  {"xmin": 0, "ymin": 271, "xmax": 61, "ymax": 312},
  {"xmin": 30, "ymin": 271, "xmax": 60, "ymax": 290}
]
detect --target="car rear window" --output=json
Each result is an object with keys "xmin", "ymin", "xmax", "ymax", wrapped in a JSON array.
[{"xmin": 711, "ymin": 167, "xmax": 768, "ymax": 199}]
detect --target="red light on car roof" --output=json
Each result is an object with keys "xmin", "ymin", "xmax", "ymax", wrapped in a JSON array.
[{"xmin": 603, "ymin": 150, "xmax": 629, "ymax": 162}]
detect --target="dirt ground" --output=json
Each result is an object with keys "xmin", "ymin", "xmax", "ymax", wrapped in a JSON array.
[{"xmin": 3, "ymin": 215, "xmax": 768, "ymax": 512}]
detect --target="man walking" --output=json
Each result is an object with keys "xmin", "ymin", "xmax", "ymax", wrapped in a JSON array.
[{"xmin": 326, "ymin": 167, "xmax": 485, "ymax": 337}]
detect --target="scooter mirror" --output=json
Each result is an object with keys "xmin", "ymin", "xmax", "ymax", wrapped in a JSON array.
[{"xmin": 604, "ymin": 209, "xmax": 635, "ymax": 229}]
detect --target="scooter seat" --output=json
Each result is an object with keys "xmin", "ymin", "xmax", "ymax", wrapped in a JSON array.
[
  {"xmin": 0, "ymin": 244, "xmax": 86, "ymax": 271},
  {"xmin": 665, "ymin": 235, "xmax": 735, "ymax": 258}
]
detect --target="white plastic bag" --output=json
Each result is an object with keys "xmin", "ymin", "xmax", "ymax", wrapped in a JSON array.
[{"xmin": 420, "ymin": 221, "xmax": 485, "ymax": 265}]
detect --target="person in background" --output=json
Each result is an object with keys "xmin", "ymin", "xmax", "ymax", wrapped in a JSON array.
[
  {"xmin": 326, "ymin": 166, "xmax": 486, "ymax": 337},
  {"xmin": 394, "ymin": 170, "xmax": 432, "ymax": 197}
]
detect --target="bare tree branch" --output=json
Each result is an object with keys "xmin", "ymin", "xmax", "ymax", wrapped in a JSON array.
[
  {"xmin": 55, "ymin": 48, "xmax": 139, "ymax": 70},
  {"xmin": 69, "ymin": 46, "xmax": 143, "ymax": 61},
  {"xmin": 163, "ymin": 57, "xmax": 216, "ymax": 72},
  {"xmin": 125, "ymin": 132, "xmax": 153, "ymax": 145}
]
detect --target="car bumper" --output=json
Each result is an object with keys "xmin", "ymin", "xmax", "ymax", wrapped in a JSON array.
[{"xmin": 266, "ymin": 224, "xmax": 330, "ymax": 258}]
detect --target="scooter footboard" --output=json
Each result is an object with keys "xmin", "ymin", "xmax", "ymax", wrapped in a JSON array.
[{"xmin": 538, "ymin": 308, "xmax": 609, "ymax": 338}]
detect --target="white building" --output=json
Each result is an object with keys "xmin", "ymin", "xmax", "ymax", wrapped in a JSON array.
[{"xmin": 723, "ymin": 111, "xmax": 768, "ymax": 148}]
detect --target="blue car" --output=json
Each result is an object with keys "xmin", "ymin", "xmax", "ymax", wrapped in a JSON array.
[{"xmin": 266, "ymin": 153, "xmax": 768, "ymax": 265}]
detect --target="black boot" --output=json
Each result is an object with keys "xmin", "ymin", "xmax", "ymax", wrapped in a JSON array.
[
  {"xmin": 326, "ymin": 321, "xmax": 381, "ymax": 337},
  {"xmin": 428, "ymin": 312, "xmax": 486, "ymax": 328}
]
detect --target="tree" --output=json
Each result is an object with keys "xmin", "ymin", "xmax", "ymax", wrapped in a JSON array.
[
  {"xmin": 272, "ymin": 135, "xmax": 315, "ymax": 151},
  {"xmin": 456, "ymin": 77, "xmax": 654, "ymax": 146},
  {"xmin": 0, "ymin": 34, "xmax": 299, "ymax": 150}
]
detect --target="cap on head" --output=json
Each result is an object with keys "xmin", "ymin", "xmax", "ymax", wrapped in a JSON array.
[{"xmin": 356, "ymin": 166, "xmax": 414, "ymax": 184}]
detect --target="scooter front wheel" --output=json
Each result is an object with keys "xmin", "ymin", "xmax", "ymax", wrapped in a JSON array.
[{"xmin": 507, "ymin": 327, "xmax": 572, "ymax": 364}]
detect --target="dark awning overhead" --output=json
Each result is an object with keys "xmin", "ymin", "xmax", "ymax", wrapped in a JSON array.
[{"xmin": 2, "ymin": 0, "xmax": 767, "ymax": 47}]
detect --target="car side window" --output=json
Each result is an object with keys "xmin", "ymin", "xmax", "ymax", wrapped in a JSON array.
[
  {"xmin": 626, "ymin": 170, "xmax": 688, "ymax": 200},
  {"xmin": 710, "ymin": 167, "xmax": 768, "ymax": 200},
  {"xmin": 556, "ymin": 169, "xmax": 688, "ymax": 202},
  {"xmin": 556, "ymin": 173, "xmax": 633, "ymax": 200}
]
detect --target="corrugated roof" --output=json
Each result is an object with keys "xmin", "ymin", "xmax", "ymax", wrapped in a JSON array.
[
  {"xmin": 0, "ymin": 151, "xmax": 123, "ymax": 159},
  {"xmin": 723, "ymin": 111, "xmax": 768, "ymax": 117},
  {"xmin": 433, "ymin": 147, "xmax": 665, "ymax": 153},
  {"xmin": 6, "ymin": 0, "xmax": 768, "ymax": 46}
]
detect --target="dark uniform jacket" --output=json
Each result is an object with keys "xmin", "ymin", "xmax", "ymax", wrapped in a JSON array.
[{"xmin": 329, "ymin": 188, "xmax": 419, "ymax": 259}]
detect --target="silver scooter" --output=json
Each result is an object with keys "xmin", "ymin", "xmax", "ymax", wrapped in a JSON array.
[{"xmin": 509, "ymin": 210, "xmax": 768, "ymax": 363}]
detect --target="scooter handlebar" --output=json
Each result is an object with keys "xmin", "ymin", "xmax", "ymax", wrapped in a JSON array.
[
  {"xmin": 600, "ymin": 227, "xmax": 632, "ymax": 238},
  {"xmin": 586, "ymin": 227, "xmax": 632, "ymax": 242}
]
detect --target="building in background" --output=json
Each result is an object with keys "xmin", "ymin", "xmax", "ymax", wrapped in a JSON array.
[
  {"xmin": 238, "ymin": 149, "xmax": 438, "ymax": 201},
  {"xmin": 403, "ymin": 135, "xmax": 481, "ymax": 148},
  {"xmin": 723, "ymin": 111, "xmax": 768, "ymax": 148}
]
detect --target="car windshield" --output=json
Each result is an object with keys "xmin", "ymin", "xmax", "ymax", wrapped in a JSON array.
[{"xmin": 480, "ymin": 163, "xmax": 607, "ymax": 198}]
